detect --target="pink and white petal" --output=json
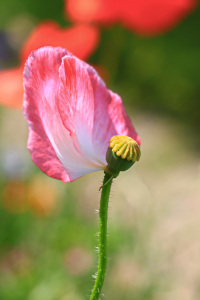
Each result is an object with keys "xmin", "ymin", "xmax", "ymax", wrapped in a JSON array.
[
  {"xmin": 23, "ymin": 47, "xmax": 101, "ymax": 182},
  {"xmin": 86, "ymin": 65, "xmax": 117, "ymax": 163},
  {"xmin": 27, "ymin": 126, "xmax": 70, "ymax": 182},
  {"xmin": 86, "ymin": 65, "xmax": 140, "ymax": 164},
  {"xmin": 108, "ymin": 90, "xmax": 141, "ymax": 145},
  {"xmin": 58, "ymin": 56, "xmax": 105, "ymax": 167}
]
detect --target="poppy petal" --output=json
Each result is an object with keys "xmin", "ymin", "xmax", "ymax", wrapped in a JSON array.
[
  {"xmin": 58, "ymin": 55, "xmax": 105, "ymax": 167},
  {"xmin": 108, "ymin": 90, "xmax": 141, "ymax": 145},
  {"xmin": 23, "ymin": 47, "xmax": 101, "ymax": 182},
  {"xmin": 59, "ymin": 59, "xmax": 139, "ymax": 166}
]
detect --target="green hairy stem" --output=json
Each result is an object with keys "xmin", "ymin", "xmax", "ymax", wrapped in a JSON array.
[{"xmin": 90, "ymin": 173, "xmax": 113, "ymax": 300}]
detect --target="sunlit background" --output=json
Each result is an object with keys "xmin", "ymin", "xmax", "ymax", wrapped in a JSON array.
[{"xmin": 0, "ymin": 0, "xmax": 200, "ymax": 299}]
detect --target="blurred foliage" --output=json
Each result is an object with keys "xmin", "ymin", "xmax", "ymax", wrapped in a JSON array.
[
  {"xmin": 0, "ymin": 176, "xmax": 164, "ymax": 300},
  {"xmin": 0, "ymin": 0, "xmax": 66, "ymax": 27}
]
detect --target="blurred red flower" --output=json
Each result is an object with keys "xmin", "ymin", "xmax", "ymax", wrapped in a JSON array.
[
  {"xmin": 66, "ymin": 0, "xmax": 197, "ymax": 35},
  {"xmin": 0, "ymin": 22, "xmax": 99, "ymax": 107}
]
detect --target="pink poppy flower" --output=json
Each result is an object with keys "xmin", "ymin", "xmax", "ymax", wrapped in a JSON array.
[
  {"xmin": 0, "ymin": 22, "xmax": 99, "ymax": 108},
  {"xmin": 65, "ymin": 0, "xmax": 197, "ymax": 36},
  {"xmin": 23, "ymin": 47, "xmax": 140, "ymax": 182}
]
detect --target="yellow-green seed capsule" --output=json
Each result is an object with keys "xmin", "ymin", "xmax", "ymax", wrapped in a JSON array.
[{"xmin": 105, "ymin": 135, "xmax": 141, "ymax": 177}]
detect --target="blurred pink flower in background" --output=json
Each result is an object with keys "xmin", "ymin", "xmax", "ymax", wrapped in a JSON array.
[
  {"xmin": 65, "ymin": 0, "xmax": 197, "ymax": 35},
  {"xmin": 23, "ymin": 47, "xmax": 140, "ymax": 182},
  {"xmin": 0, "ymin": 22, "xmax": 99, "ymax": 108}
]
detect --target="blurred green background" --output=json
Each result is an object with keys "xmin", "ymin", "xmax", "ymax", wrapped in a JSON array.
[{"xmin": 0, "ymin": 0, "xmax": 200, "ymax": 299}]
